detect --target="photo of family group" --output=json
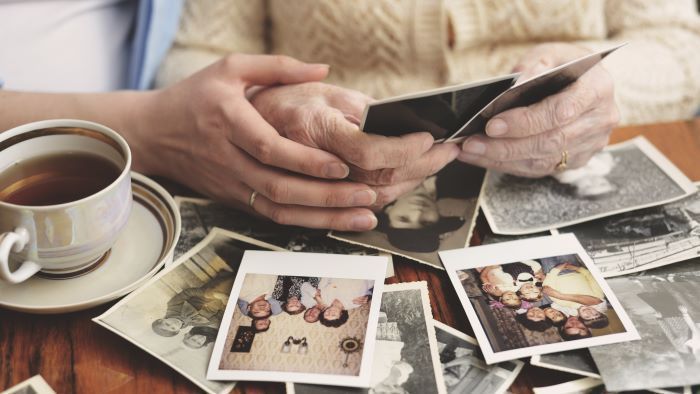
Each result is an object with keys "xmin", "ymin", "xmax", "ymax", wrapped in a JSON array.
[
  {"xmin": 207, "ymin": 251, "xmax": 387, "ymax": 387},
  {"xmin": 441, "ymin": 234, "xmax": 638, "ymax": 363}
]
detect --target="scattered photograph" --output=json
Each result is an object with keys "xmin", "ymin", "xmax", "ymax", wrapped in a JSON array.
[
  {"xmin": 588, "ymin": 270, "xmax": 700, "ymax": 391},
  {"xmin": 440, "ymin": 234, "xmax": 639, "ymax": 364},
  {"xmin": 175, "ymin": 197, "xmax": 394, "ymax": 277},
  {"xmin": 1, "ymin": 375, "xmax": 55, "ymax": 394},
  {"xmin": 330, "ymin": 161, "xmax": 484, "ymax": 269},
  {"xmin": 555, "ymin": 184, "xmax": 700, "ymax": 277},
  {"xmin": 207, "ymin": 251, "xmax": 388, "ymax": 387},
  {"xmin": 93, "ymin": 228, "xmax": 276, "ymax": 394},
  {"xmin": 530, "ymin": 350, "xmax": 600, "ymax": 378},
  {"xmin": 433, "ymin": 320, "xmax": 523, "ymax": 394},
  {"xmin": 481, "ymin": 137, "xmax": 697, "ymax": 235},
  {"xmin": 532, "ymin": 377, "xmax": 605, "ymax": 394},
  {"xmin": 287, "ymin": 281, "xmax": 446, "ymax": 394}
]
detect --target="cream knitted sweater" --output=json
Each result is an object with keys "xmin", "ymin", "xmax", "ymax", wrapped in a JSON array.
[{"xmin": 157, "ymin": 0, "xmax": 700, "ymax": 126}]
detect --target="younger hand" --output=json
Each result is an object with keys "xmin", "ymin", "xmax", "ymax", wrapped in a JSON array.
[
  {"xmin": 459, "ymin": 43, "xmax": 620, "ymax": 177},
  {"xmin": 140, "ymin": 54, "xmax": 379, "ymax": 231}
]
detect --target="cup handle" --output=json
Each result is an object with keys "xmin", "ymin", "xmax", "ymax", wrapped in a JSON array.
[{"xmin": 0, "ymin": 227, "xmax": 41, "ymax": 284}]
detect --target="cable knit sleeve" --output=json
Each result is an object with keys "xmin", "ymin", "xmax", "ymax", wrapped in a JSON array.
[
  {"xmin": 586, "ymin": 0, "xmax": 700, "ymax": 125},
  {"xmin": 444, "ymin": 0, "xmax": 700, "ymax": 125},
  {"xmin": 155, "ymin": 0, "xmax": 267, "ymax": 87}
]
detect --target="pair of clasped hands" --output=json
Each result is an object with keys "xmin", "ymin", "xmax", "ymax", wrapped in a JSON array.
[{"xmin": 139, "ymin": 44, "xmax": 619, "ymax": 231}]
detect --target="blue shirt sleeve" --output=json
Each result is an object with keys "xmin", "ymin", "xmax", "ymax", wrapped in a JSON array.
[{"xmin": 270, "ymin": 299, "xmax": 283, "ymax": 316}]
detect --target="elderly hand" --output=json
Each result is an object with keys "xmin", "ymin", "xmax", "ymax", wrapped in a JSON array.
[
  {"xmin": 458, "ymin": 43, "xmax": 620, "ymax": 178},
  {"xmin": 138, "ymin": 54, "xmax": 381, "ymax": 231},
  {"xmin": 250, "ymin": 82, "xmax": 461, "ymax": 208}
]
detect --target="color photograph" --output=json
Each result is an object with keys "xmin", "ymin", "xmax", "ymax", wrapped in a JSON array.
[
  {"xmin": 207, "ymin": 251, "xmax": 387, "ymax": 387},
  {"xmin": 441, "ymin": 234, "xmax": 639, "ymax": 364}
]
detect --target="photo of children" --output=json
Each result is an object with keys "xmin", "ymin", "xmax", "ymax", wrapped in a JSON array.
[{"xmin": 441, "ymin": 234, "xmax": 639, "ymax": 364}]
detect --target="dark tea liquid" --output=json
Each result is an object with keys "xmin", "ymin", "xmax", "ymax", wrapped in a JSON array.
[{"xmin": 0, "ymin": 152, "xmax": 122, "ymax": 206}]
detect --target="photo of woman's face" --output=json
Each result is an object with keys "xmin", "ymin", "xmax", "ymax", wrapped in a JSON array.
[{"xmin": 384, "ymin": 178, "xmax": 439, "ymax": 229}]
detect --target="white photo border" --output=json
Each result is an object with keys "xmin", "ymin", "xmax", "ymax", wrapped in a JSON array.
[
  {"xmin": 529, "ymin": 354, "xmax": 600, "ymax": 379},
  {"xmin": 206, "ymin": 250, "xmax": 388, "ymax": 387},
  {"xmin": 440, "ymin": 233, "xmax": 640, "ymax": 364},
  {"xmin": 432, "ymin": 320, "xmax": 524, "ymax": 394}
]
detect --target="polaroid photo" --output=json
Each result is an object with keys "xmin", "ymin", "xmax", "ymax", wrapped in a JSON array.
[
  {"xmin": 530, "ymin": 349, "xmax": 600, "ymax": 379},
  {"xmin": 440, "ymin": 234, "xmax": 639, "ymax": 364},
  {"xmin": 361, "ymin": 74, "xmax": 518, "ymax": 141},
  {"xmin": 532, "ymin": 377, "xmax": 605, "ymax": 394},
  {"xmin": 286, "ymin": 281, "xmax": 446, "ymax": 394},
  {"xmin": 175, "ymin": 197, "xmax": 394, "ymax": 277},
  {"xmin": 446, "ymin": 43, "xmax": 624, "ymax": 143},
  {"xmin": 554, "ymin": 183, "xmax": 700, "ymax": 278},
  {"xmin": 1, "ymin": 375, "xmax": 55, "ymax": 394},
  {"xmin": 482, "ymin": 136, "xmax": 697, "ymax": 235},
  {"xmin": 587, "ymin": 270, "xmax": 700, "ymax": 391},
  {"xmin": 433, "ymin": 320, "xmax": 523, "ymax": 394},
  {"xmin": 207, "ymin": 251, "xmax": 388, "ymax": 387},
  {"xmin": 93, "ymin": 228, "xmax": 279, "ymax": 394},
  {"xmin": 330, "ymin": 161, "xmax": 484, "ymax": 269}
]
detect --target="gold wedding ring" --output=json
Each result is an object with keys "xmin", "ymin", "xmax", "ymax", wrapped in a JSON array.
[
  {"xmin": 248, "ymin": 190, "xmax": 258, "ymax": 208},
  {"xmin": 555, "ymin": 150, "xmax": 569, "ymax": 171}
]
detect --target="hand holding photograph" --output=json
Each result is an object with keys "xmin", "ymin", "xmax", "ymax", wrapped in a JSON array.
[
  {"xmin": 482, "ymin": 137, "xmax": 696, "ymax": 235},
  {"xmin": 206, "ymin": 251, "xmax": 388, "ymax": 387},
  {"xmin": 93, "ymin": 228, "xmax": 278, "ymax": 394},
  {"xmin": 440, "ymin": 234, "xmax": 639, "ymax": 364}
]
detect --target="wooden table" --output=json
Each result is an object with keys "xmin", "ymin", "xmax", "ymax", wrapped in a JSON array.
[{"xmin": 2, "ymin": 119, "xmax": 699, "ymax": 394}]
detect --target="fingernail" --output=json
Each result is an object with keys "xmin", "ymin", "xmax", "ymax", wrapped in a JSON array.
[
  {"xmin": 463, "ymin": 138, "xmax": 486, "ymax": 155},
  {"xmin": 312, "ymin": 63, "xmax": 330, "ymax": 70},
  {"xmin": 422, "ymin": 135, "xmax": 435, "ymax": 151},
  {"xmin": 324, "ymin": 163, "xmax": 349, "ymax": 178},
  {"xmin": 350, "ymin": 190, "xmax": 377, "ymax": 206},
  {"xmin": 486, "ymin": 118, "xmax": 508, "ymax": 136},
  {"xmin": 350, "ymin": 214, "xmax": 377, "ymax": 230}
]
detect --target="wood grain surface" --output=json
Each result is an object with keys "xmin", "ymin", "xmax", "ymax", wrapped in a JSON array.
[{"xmin": 1, "ymin": 119, "xmax": 699, "ymax": 394}]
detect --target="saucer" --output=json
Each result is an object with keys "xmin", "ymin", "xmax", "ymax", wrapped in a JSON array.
[{"xmin": 0, "ymin": 172, "xmax": 181, "ymax": 314}]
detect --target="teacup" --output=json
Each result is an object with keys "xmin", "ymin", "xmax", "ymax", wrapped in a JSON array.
[{"xmin": 0, "ymin": 119, "xmax": 132, "ymax": 283}]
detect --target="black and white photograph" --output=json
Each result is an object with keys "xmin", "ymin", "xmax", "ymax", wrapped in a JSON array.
[
  {"xmin": 530, "ymin": 349, "xmax": 600, "ymax": 378},
  {"xmin": 287, "ymin": 282, "xmax": 446, "ymax": 394},
  {"xmin": 330, "ymin": 161, "xmax": 484, "ymax": 269},
  {"xmin": 587, "ymin": 270, "xmax": 700, "ymax": 391},
  {"xmin": 360, "ymin": 74, "xmax": 516, "ymax": 140},
  {"xmin": 1, "ymin": 375, "xmax": 55, "ymax": 394},
  {"xmin": 440, "ymin": 234, "xmax": 639, "ymax": 364},
  {"xmin": 433, "ymin": 320, "xmax": 523, "ymax": 394},
  {"xmin": 93, "ymin": 228, "xmax": 274, "ymax": 394},
  {"xmin": 175, "ymin": 197, "xmax": 394, "ymax": 276},
  {"xmin": 207, "ymin": 251, "xmax": 387, "ymax": 387},
  {"xmin": 555, "ymin": 184, "xmax": 700, "ymax": 277},
  {"xmin": 481, "ymin": 137, "xmax": 697, "ymax": 235}
]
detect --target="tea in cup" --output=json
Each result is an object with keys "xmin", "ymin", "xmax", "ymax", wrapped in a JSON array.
[{"xmin": 0, "ymin": 119, "xmax": 132, "ymax": 283}]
